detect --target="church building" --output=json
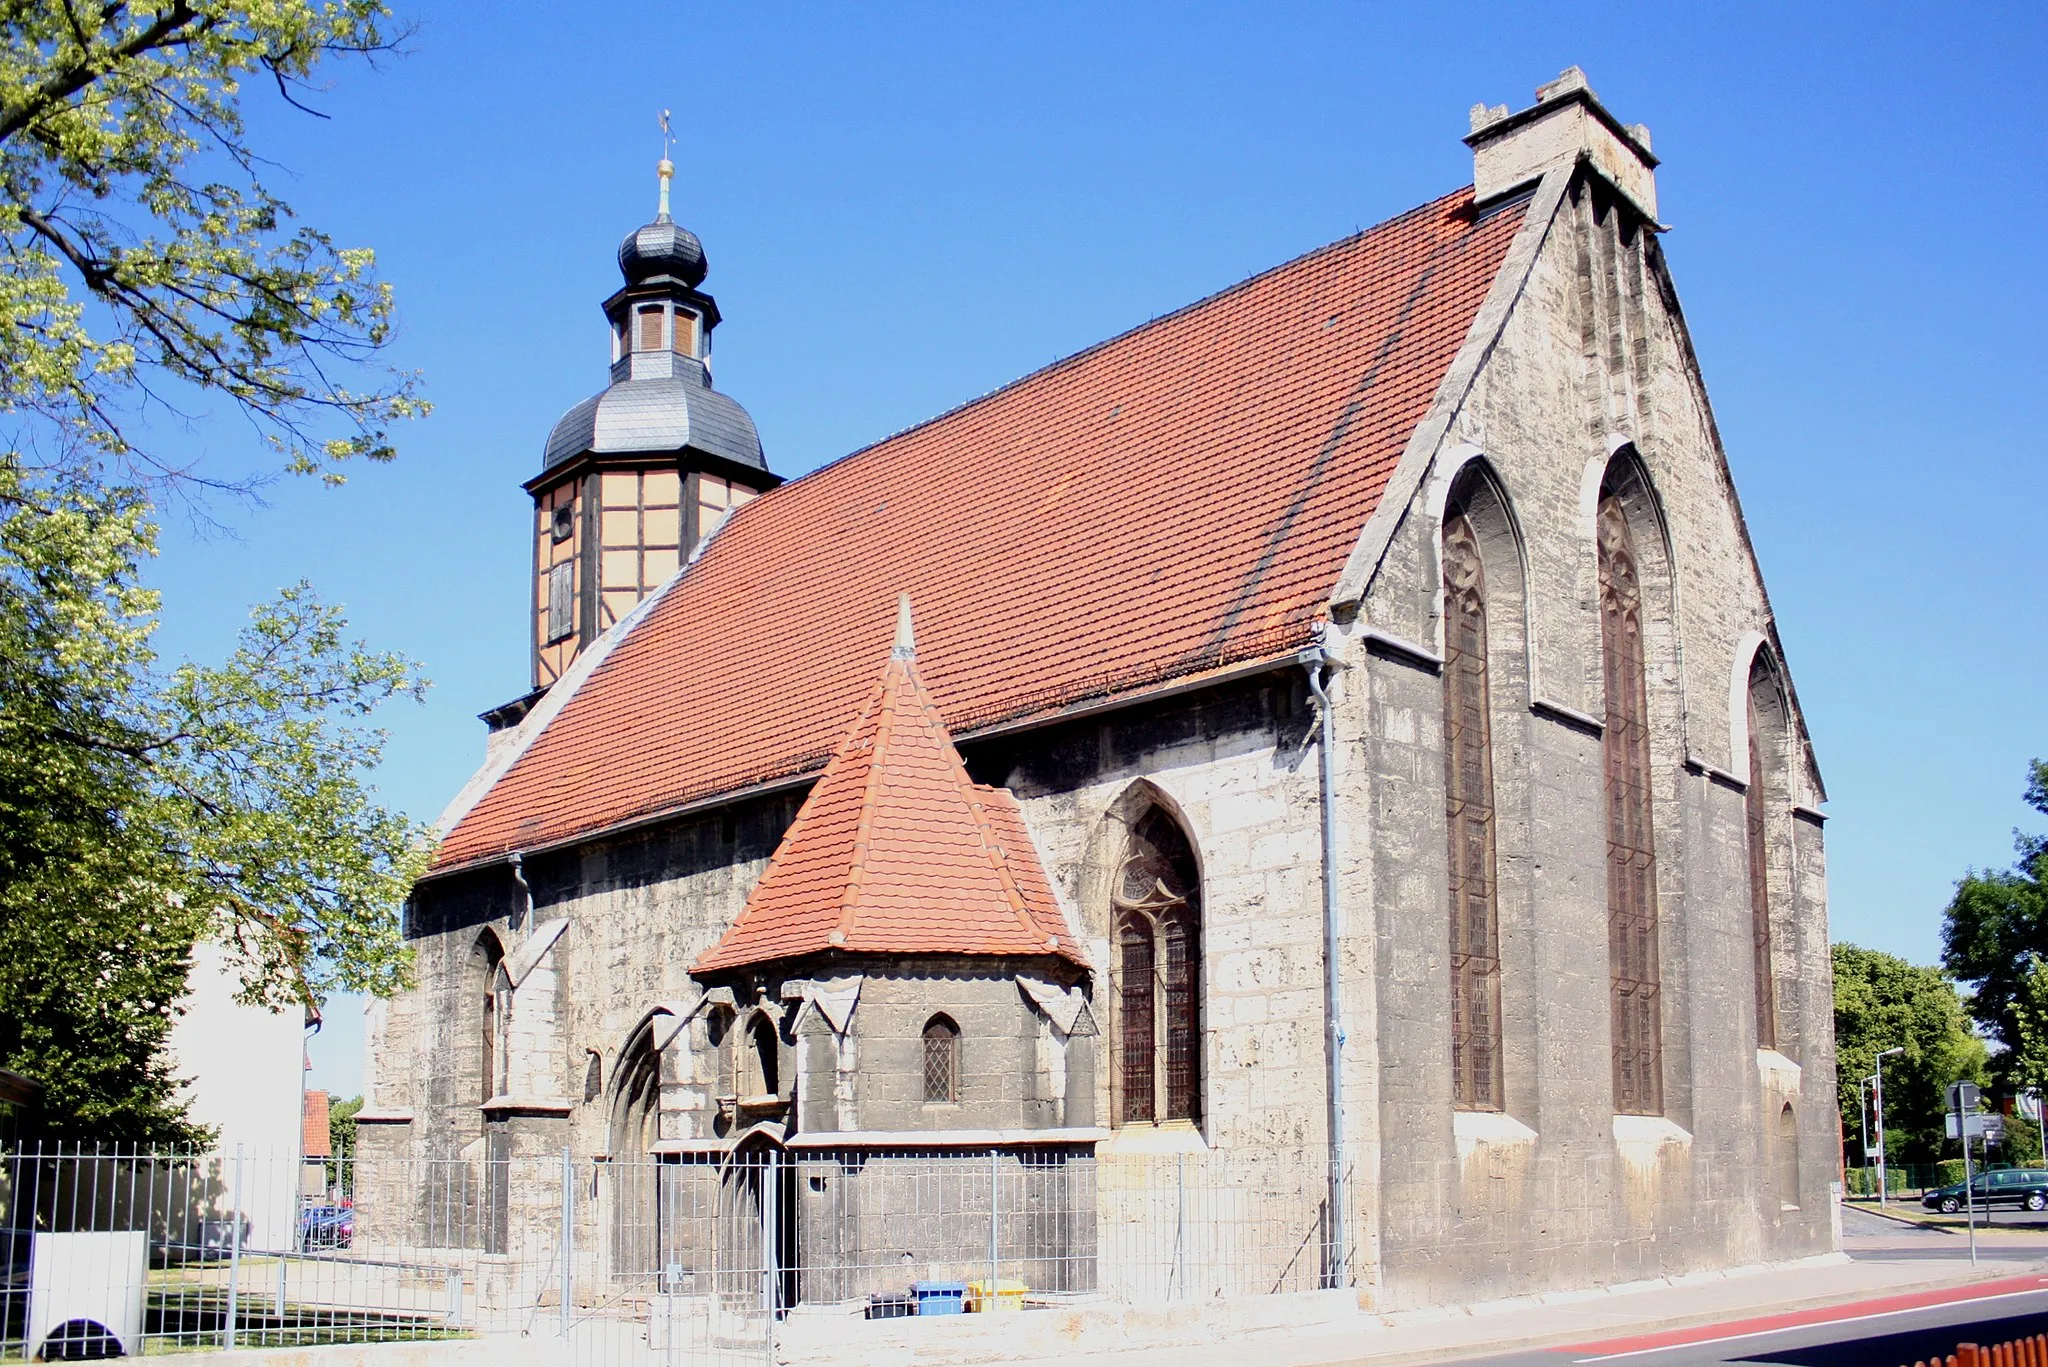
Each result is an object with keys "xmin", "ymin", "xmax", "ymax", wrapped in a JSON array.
[{"xmin": 359, "ymin": 68, "xmax": 1836, "ymax": 1317}]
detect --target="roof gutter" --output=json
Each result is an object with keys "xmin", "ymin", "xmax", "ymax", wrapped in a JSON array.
[{"xmin": 420, "ymin": 649, "xmax": 1309, "ymax": 884}]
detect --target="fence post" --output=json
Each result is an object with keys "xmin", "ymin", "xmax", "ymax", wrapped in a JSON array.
[
  {"xmin": 445, "ymin": 1268, "xmax": 464, "ymax": 1327},
  {"xmin": 762, "ymin": 1148, "xmax": 779, "ymax": 1358},
  {"xmin": 224, "ymin": 1143, "xmax": 245, "ymax": 1351},
  {"xmin": 560, "ymin": 1146, "xmax": 575, "ymax": 1337},
  {"xmin": 988, "ymin": 1148, "xmax": 999, "ymax": 1299},
  {"xmin": 1174, "ymin": 1153, "xmax": 1186, "ymax": 1300}
]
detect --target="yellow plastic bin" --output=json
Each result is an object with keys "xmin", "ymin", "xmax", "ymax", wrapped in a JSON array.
[{"xmin": 965, "ymin": 1279, "xmax": 1027, "ymax": 1313}]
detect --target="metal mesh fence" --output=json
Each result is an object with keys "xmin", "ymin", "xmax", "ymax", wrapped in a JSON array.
[{"xmin": 0, "ymin": 1142, "xmax": 1356, "ymax": 1366}]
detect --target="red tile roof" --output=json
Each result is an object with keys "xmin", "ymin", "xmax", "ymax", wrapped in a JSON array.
[
  {"xmin": 435, "ymin": 187, "xmax": 1524, "ymax": 871},
  {"xmin": 693, "ymin": 620, "xmax": 1080, "ymax": 972},
  {"xmin": 302, "ymin": 1088, "xmax": 331, "ymax": 1159}
]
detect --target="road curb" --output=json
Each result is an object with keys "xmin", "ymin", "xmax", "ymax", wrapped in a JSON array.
[
  {"xmin": 1849, "ymin": 1200, "xmax": 1953, "ymax": 1231},
  {"xmin": 1291, "ymin": 1265, "xmax": 2048, "ymax": 1367}
]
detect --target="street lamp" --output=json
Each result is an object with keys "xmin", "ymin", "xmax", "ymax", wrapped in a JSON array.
[
  {"xmin": 1859, "ymin": 1075, "xmax": 1877, "ymax": 1186},
  {"xmin": 1875, "ymin": 1047, "xmax": 1905, "ymax": 1205}
]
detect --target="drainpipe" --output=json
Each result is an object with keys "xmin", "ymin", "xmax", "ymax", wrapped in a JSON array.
[
  {"xmin": 508, "ymin": 851, "xmax": 533, "ymax": 930},
  {"xmin": 1302, "ymin": 639, "xmax": 1348, "ymax": 1288},
  {"xmin": 298, "ymin": 1007, "xmax": 321, "ymax": 1241}
]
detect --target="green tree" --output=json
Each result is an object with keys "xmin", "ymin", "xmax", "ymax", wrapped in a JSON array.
[
  {"xmin": 0, "ymin": 0, "xmax": 423, "ymax": 487},
  {"xmin": 1942, "ymin": 760, "xmax": 2048, "ymax": 1090},
  {"xmin": 0, "ymin": 3, "xmax": 430, "ymax": 1144},
  {"xmin": 326, "ymin": 1093, "xmax": 360, "ymax": 1188},
  {"xmin": 1833, "ymin": 943, "xmax": 1987, "ymax": 1168}
]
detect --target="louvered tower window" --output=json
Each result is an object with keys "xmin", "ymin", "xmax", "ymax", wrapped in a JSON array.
[
  {"xmin": 922, "ymin": 1015, "xmax": 959, "ymax": 1104},
  {"xmin": 1443, "ymin": 512, "xmax": 1503, "ymax": 1111},
  {"xmin": 1598, "ymin": 492, "xmax": 1663, "ymax": 1116},
  {"xmin": 635, "ymin": 304, "xmax": 665, "ymax": 352},
  {"xmin": 1113, "ymin": 808, "xmax": 1202, "ymax": 1125},
  {"xmin": 1747, "ymin": 689, "xmax": 1777, "ymax": 1050}
]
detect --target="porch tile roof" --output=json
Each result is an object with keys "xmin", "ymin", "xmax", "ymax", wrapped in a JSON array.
[{"xmin": 692, "ymin": 632, "xmax": 1080, "ymax": 972}]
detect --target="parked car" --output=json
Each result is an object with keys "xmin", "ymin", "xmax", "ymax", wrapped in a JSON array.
[
  {"xmin": 1921, "ymin": 1168, "xmax": 2048, "ymax": 1213},
  {"xmin": 299, "ymin": 1203, "xmax": 354, "ymax": 1249}
]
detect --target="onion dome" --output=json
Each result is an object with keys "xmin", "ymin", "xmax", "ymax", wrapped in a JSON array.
[
  {"xmin": 618, "ymin": 216, "xmax": 707, "ymax": 288},
  {"xmin": 543, "ymin": 370, "xmax": 763, "ymax": 472},
  {"xmin": 539, "ymin": 153, "xmax": 767, "ymax": 476}
]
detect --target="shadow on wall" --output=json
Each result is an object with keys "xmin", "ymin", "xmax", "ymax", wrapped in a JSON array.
[{"xmin": 2, "ymin": 1152, "xmax": 248, "ymax": 1259}]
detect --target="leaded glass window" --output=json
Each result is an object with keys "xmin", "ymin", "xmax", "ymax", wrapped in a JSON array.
[
  {"xmin": 1747, "ymin": 688, "xmax": 1777, "ymax": 1050},
  {"xmin": 1443, "ymin": 513, "xmax": 1503, "ymax": 1111},
  {"xmin": 1113, "ymin": 808, "xmax": 1202, "ymax": 1125},
  {"xmin": 1598, "ymin": 492, "xmax": 1663, "ymax": 1116},
  {"xmin": 922, "ymin": 1015, "xmax": 959, "ymax": 1104}
]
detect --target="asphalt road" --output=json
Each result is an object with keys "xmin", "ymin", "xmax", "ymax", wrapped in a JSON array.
[{"xmin": 1442, "ymin": 1206, "xmax": 2048, "ymax": 1366}]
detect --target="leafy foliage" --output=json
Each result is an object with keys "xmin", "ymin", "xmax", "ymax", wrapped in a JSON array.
[
  {"xmin": 326, "ymin": 1092, "xmax": 359, "ymax": 1186},
  {"xmin": 0, "ymin": 1, "xmax": 424, "ymax": 488},
  {"xmin": 0, "ymin": 2, "xmax": 431, "ymax": 1143},
  {"xmin": 1833, "ymin": 943, "xmax": 1986, "ymax": 1168},
  {"xmin": 0, "ymin": 467, "xmax": 429, "ymax": 1142},
  {"xmin": 1942, "ymin": 760, "xmax": 2048, "ymax": 1090}
]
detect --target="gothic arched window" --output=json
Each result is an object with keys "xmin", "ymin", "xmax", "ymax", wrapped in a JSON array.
[
  {"xmin": 476, "ymin": 933, "xmax": 506, "ymax": 1106},
  {"xmin": 1112, "ymin": 807, "xmax": 1202, "ymax": 1125},
  {"xmin": 742, "ymin": 1012, "xmax": 779, "ymax": 1100},
  {"xmin": 1747, "ymin": 654, "xmax": 1786, "ymax": 1051},
  {"xmin": 705, "ymin": 1005, "xmax": 736, "ymax": 1100},
  {"xmin": 923, "ymin": 1015, "xmax": 959, "ymax": 1104},
  {"xmin": 1443, "ymin": 512, "xmax": 1502, "ymax": 1111},
  {"xmin": 1598, "ymin": 489, "xmax": 1663, "ymax": 1116}
]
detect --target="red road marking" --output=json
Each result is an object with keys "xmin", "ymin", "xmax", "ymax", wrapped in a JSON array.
[{"xmin": 1552, "ymin": 1274, "xmax": 2048, "ymax": 1357}]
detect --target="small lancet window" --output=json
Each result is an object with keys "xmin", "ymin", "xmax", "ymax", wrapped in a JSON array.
[
  {"xmin": 477, "ymin": 935, "xmax": 507, "ymax": 1105},
  {"xmin": 1598, "ymin": 489, "xmax": 1663, "ymax": 1116},
  {"xmin": 1442, "ymin": 511, "xmax": 1503, "ymax": 1111},
  {"xmin": 742, "ymin": 1013, "xmax": 779, "ymax": 1099},
  {"xmin": 705, "ymin": 1006, "xmax": 736, "ymax": 1099},
  {"xmin": 922, "ymin": 1015, "xmax": 959, "ymax": 1104},
  {"xmin": 1112, "ymin": 807, "xmax": 1202, "ymax": 1126}
]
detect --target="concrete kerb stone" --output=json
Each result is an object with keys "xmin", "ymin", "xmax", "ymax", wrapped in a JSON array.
[{"xmin": 151, "ymin": 1250, "xmax": 2041, "ymax": 1367}]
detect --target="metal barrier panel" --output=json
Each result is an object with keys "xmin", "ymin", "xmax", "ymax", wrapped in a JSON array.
[{"xmin": 0, "ymin": 1143, "xmax": 1356, "ymax": 1366}]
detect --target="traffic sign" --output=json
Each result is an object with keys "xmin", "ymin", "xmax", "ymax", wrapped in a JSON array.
[
  {"xmin": 1950, "ymin": 1081, "xmax": 1982, "ymax": 1114},
  {"xmin": 1945, "ymin": 1111, "xmax": 2007, "ymax": 1142}
]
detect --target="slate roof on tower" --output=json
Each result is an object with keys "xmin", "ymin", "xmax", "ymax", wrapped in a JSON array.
[
  {"xmin": 693, "ymin": 600, "xmax": 1081, "ymax": 973},
  {"xmin": 433, "ymin": 185, "xmax": 1527, "ymax": 873}
]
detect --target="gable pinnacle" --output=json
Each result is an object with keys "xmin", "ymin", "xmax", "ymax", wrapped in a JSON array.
[{"xmin": 892, "ymin": 593, "xmax": 915, "ymax": 661}]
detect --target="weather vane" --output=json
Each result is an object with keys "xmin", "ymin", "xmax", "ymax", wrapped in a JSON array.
[{"xmin": 656, "ymin": 107, "xmax": 675, "ymax": 221}]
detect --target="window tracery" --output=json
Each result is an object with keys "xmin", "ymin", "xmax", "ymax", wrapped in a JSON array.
[
  {"xmin": 1598, "ymin": 490, "xmax": 1663, "ymax": 1116},
  {"xmin": 1747, "ymin": 660, "xmax": 1781, "ymax": 1050},
  {"xmin": 1443, "ymin": 511, "xmax": 1503, "ymax": 1111},
  {"xmin": 1112, "ymin": 807, "xmax": 1201, "ymax": 1125}
]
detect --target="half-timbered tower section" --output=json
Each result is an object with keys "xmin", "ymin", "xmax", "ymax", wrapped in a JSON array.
[{"xmin": 362, "ymin": 67, "xmax": 1833, "ymax": 1316}]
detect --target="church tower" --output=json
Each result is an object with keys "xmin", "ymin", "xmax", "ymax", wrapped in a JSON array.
[{"xmin": 519, "ymin": 155, "xmax": 777, "ymax": 699}]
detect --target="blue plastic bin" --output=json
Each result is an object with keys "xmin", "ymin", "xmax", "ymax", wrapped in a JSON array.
[{"xmin": 912, "ymin": 1280, "xmax": 966, "ymax": 1316}]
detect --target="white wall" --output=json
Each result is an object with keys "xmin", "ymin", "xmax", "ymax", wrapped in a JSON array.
[{"xmin": 167, "ymin": 941, "xmax": 306, "ymax": 1250}]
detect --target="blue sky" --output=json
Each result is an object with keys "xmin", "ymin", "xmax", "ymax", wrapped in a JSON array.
[{"xmin": 137, "ymin": 3, "xmax": 2046, "ymax": 1096}]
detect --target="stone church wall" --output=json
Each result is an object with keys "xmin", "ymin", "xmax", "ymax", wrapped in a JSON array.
[
  {"xmin": 363, "ymin": 168, "xmax": 1834, "ymax": 1318},
  {"xmin": 1349, "ymin": 171, "xmax": 1834, "ymax": 1310}
]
